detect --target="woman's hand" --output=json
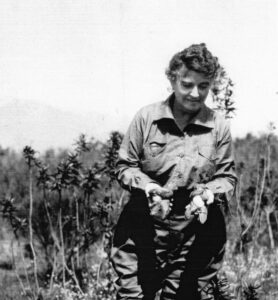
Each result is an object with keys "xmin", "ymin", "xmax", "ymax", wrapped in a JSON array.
[
  {"xmin": 149, "ymin": 196, "xmax": 173, "ymax": 220},
  {"xmin": 145, "ymin": 183, "xmax": 174, "ymax": 199},
  {"xmin": 145, "ymin": 183, "xmax": 174, "ymax": 220},
  {"xmin": 185, "ymin": 184, "xmax": 214, "ymax": 224},
  {"xmin": 190, "ymin": 184, "xmax": 214, "ymax": 205}
]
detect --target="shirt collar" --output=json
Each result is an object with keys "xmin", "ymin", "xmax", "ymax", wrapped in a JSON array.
[
  {"xmin": 153, "ymin": 94, "xmax": 175, "ymax": 121},
  {"xmin": 153, "ymin": 93, "xmax": 215, "ymax": 129}
]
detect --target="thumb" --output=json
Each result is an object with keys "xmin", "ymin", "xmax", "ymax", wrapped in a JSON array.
[
  {"xmin": 158, "ymin": 187, "xmax": 173, "ymax": 199},
  {"xmin": 204, "ymin": 189, "xmax": 214, "ymax": 205}
]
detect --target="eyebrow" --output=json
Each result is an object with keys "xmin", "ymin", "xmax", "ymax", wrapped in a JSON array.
[{"xmin": 180, "ymin": 79, "xmax": 210, "ymax": 85}]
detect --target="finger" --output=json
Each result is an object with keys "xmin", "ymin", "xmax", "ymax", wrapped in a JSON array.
[
  {"xmin": 152, "ymin": 195, "xmax": 162, "ymax": 202},
  {"xmin": 204, "ymin": 189, "xmax": 214, "ymax": 204},
  {"xmin": 160, "ymin": 200, "xmax": 170, "ymax": 219},
  {"xmin": 149, "ymin": 201, "xmax": 158, "ymax": 209},
  {"xmin": 192, "ymin": 184, "xmax": 206, "ymax": 195},
  {"xmin": 198, "ymin": 206, "xmax": 208, "ymax": 224},
  {"xmin": 185, "ymin": 205, "xmax": 193, "ymax": 219},
  {"xmin": 148, "ymin": 188, "xmax": 159, "ymax": 197},
  {"xmin": 145, "ymin": 183, "xmax": 161, "ymax": 197},
  {"xmin": 159, "ymin": 188, "xmax": 174, "ymax": 198},
  {"xmin": 190, "ymin": 203, "xmax": 199, "ymax": 214},
  {"xmin": 192, "ymin": 195, "xmax": 205, "ymax": 208},
  {"xmin": 150, "ymin": 205, "xmax": 160, "ymax": 216},
  {"xmin": 169, "ymin": 198, "xmax": 174, "ymax": 208},
  {"xmin": 190, "ymin": 189, "xmax": 203, "ymax": 198}
]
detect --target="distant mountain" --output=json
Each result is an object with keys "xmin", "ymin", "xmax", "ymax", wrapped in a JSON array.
[{"xmin": 0, "ymin": 99, "xmax": 126, "ymax": 152}]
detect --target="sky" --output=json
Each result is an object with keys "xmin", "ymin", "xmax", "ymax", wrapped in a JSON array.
[{"xmin": 0, "ymin": 0, "xmax": 278, "ymax": 145}]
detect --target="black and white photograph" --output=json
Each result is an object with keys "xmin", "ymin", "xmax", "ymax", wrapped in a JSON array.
[{"xmin": 0, "ymin": 1, "xmax": 277, "ymax": 299}]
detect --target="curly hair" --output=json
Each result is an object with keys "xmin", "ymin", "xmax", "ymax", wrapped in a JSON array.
[{"xmin": 165, "ymin": 43, "xmax": 219, "ymax": 81}]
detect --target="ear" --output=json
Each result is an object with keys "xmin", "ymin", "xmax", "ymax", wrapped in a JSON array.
[{"xmin": 169, "ymin": 77, "xmax": 176, "ymax": 88}]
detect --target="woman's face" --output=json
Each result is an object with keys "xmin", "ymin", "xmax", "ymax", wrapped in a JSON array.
[{"xmin": 171, "ymin": 65, "xmax": 213, "ymax": 115}]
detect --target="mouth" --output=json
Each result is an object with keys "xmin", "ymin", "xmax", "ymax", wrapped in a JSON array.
[{"xmin": 185, "ymin": 98, "xmax": 200, "ymax": 104}]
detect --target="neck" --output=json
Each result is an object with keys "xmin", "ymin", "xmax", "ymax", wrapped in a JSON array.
[
  {"xmin": 172, "ymin": 101, "xmax": 194, "ymax": 122},
  {"xmin": 172, "ymin": 100, "xmax": 201, "ymax": 131}
]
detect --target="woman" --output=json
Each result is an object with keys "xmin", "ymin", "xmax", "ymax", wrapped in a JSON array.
[{"xmin": 111, "ymin": 43, "xmax": 237, "ymax": 300}]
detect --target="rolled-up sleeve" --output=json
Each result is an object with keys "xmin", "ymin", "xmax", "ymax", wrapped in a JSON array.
[
  {"xmin": 115, "ymin": 111, "xmax": 157, "ymax": 192},
  {"xmin": 205, "ymin": 120, "xmax": 237, "ymax": 201}
]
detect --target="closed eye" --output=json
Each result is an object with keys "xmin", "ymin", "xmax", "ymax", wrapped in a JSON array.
[
  {"xmin": 181, "ymin": 82, "xmax": 194, "ymax": 89},
  {"xmin": 199, "ymin": 84, "xmax": 210, "ymax": 90}
]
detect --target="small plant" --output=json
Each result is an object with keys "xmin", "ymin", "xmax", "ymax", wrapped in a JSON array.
[
  {"xmin": 1, "ymin": 128, "xmax": 278, "ymax": 299},
  {"xmin": 211, "ymin": 66, "xmax": 235, "ymax": 119},
  {"xmin": 213, "ymin": 275, "xmax": 235, "ymax": 300},
  {"xmin": 243, "ymin": 282, "xmax": 260, "ymax": 300},
  {"xmin": 0, "ymin": 133, "xmax": 125, "ymax": 298}
]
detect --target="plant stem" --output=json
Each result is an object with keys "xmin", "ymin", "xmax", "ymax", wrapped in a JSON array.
[
  {"xmin": 19, "ymin": 240, "xmax": 32, "ymax": 293},
  {"xmin": 58, "ymin": 190, "xmax": 66, "ymax": 287},
  {"xmin": 11, "ymin": 238, "xmax": 29, "ymax": 298},
  {"xmin": 49, "ymin": 253, "xmax": 57, "ymax": 292},
  {"xmin": 242, "ymin": 158, "xmax": 266, "ymax": 237},
  {"xmin": 265, "ymin": 210, "xmax": 275, "ymax": 249},
  {"xmin": 28, "ymin": 167, "xmax": 39, "ymax": 292},
  {"xmin": 75, "ymin": 194, "xmax": 80, "ymax": 269}
]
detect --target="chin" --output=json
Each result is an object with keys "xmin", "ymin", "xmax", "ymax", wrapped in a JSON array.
[{"xmin": 183, "ymin": 106, "xmax": 201, "ymax": 114}]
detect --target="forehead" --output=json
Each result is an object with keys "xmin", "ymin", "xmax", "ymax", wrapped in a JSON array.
[{"xmin": 177, "ymin": 65, "xmax": 212, "ymax": 84}]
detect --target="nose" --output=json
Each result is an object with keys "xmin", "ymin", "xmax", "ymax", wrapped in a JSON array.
[{"xmin": 190, "ymin": 86, "xmax": 199, "ymax": 98}]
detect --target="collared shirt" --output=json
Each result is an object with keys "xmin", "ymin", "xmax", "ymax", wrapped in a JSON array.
[{"xmin": 116, "ymin": 94, "xmax": 237, "ymax": 200}]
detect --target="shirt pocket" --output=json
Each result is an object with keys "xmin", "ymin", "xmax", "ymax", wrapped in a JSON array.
[
  {"xmin": 142, "ymin": 137, "xmax": 167, "ymax": 175},
  {"xmin": 196, "ymin": 144, "xmax": 217, "ymax": 182},
  {"xmin": 144, "ymin": 137, "xmax": 167, "ymax": 159}
]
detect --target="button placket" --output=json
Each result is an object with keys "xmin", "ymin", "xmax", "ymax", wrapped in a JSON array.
[{"xmin": 177, "ymin": 136, "xmax": 186, "ymax": 181}]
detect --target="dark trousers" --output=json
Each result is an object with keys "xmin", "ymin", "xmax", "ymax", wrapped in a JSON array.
[{"xmin": 111, "ymin": 189, "xmax": 226, "ymax": 300}]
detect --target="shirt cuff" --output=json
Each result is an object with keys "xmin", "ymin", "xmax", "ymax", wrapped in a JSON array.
[{"xmin": 205, "ymin": 180, "xmax": 234, "ymax": 202}]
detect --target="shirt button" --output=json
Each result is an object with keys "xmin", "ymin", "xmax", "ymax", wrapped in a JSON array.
[
  {"xmin": 177, "ymin": 173, "xmax": 183, "ymax": 178},
  {"xmin": 178, "ymin": 153, "xmax": 184, "ymax": 158}
]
